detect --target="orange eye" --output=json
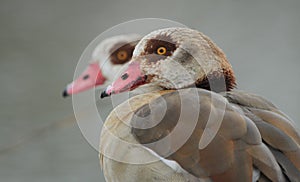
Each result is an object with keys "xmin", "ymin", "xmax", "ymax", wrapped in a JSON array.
[
  {"xmin": 117, "ymin": 50, "xmax": 128, "ymax": 61},
  {"xmin": 156, "ymin": 47, "xmax": 167, "ymax": 55}
]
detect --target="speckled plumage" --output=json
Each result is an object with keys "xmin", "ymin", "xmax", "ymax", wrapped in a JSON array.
[{"xmin": 133, "ymin": 28, "xmax": 235, "ymax": 91}]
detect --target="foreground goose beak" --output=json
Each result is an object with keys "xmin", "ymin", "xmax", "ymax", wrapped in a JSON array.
[
  {"xmin": 101, "ymin": 61, "xmax": 146, "ymax": 98},
  {"xmin": 63, "ymin": 63, "xmax": 106, "ymax": 97}
]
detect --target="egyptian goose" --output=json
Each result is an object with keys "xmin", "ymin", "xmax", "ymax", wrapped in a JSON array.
[
  {"xmin": 63, "ymin": 34, "xmax": 140, "ymax": 97},
  {"xmin": 100, "ymin": 27, "xmax": 300, "ymax": 181}
]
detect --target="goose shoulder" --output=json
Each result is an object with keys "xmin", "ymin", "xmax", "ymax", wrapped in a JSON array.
[
  {"xmin": 100, "ymin": 88, "xmax": 300, "ymax": 181},
  {"xmin": 136, "ymin": 88, "xmax": 300, "ymax": 181},
  {"xmin": 100, "ymin": 90, "xmax": 195, "ymax": 182},
  {"xmin": 223, "ymin": 90, "xmax": 300, "ymax": 181}
]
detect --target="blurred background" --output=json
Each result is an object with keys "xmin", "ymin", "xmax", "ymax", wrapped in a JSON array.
[{"xmin": 0, "ymin": 0, "xmax": 299, "ymax": 181}]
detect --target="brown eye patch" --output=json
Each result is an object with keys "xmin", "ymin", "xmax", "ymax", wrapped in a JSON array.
[
  {"xmin": 142, "ymin": 34, "xmax": 177, "ymax": 63},
  {"xmin": 109, "ymin": 41, "xmax": 139, "ymax": 65}
]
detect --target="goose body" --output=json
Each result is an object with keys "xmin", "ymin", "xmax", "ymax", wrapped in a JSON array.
[{"xmin": 100, "ymin": 28, "xmax": 300, "ymax": 181}]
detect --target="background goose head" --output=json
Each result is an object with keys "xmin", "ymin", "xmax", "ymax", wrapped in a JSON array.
[
  {"xmin": 101, "ymin": 27, "xmax": 236, "ymax": 98},
  {"xmin": 63, "ymin": 34, "xmax": 140, "ymax": 97}
]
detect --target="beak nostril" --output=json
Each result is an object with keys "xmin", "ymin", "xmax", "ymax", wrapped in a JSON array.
[
  {"xmin": 83, "ymin": 74, "xmax": 90, "ymax": 80},
  {"xmin": 121, "ymin": 73, "xmax": 129, "ymax": 80}
]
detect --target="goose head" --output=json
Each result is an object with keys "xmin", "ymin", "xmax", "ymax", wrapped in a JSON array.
[
  {"xmin": 101, "ymin": 27, "xmax": 236, "ymax": 98},
  {"xmin": 63, "ymin": 34, "xmax": 141, "ymax": 97}
]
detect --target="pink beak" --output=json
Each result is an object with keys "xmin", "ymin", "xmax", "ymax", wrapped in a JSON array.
[
  {"xmin": 63, "ymin": 63, "xmax": 106, "ymax": 97},
  {"xmin": 101, "ymin": 61, "xmax": 147, "ymax": 98}
]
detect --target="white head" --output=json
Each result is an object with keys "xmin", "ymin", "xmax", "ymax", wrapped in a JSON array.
[
  {"xmin": 92, "ymin": 34, "xmax": 141, "ymax": 82},
  {"xmin": 63, "ymin": 34, "xmax": 141, "ymax": 97}
]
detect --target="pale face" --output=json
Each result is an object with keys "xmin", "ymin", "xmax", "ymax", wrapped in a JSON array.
[
  {"xmin": 63, "ymin": 34, "xmax": 141, "ymax": 97},
  {"xmin": 101, "ymin": 27, "xmax": 235, "ymax": 98},
  {"xmin": 94, "ymin": 34, "xmax": 141, "ymax": 82}
]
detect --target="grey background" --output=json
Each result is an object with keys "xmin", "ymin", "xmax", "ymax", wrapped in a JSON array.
[{"xmin": 0, "ymin": 0, "xmax": 299, "ymax": 181}]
